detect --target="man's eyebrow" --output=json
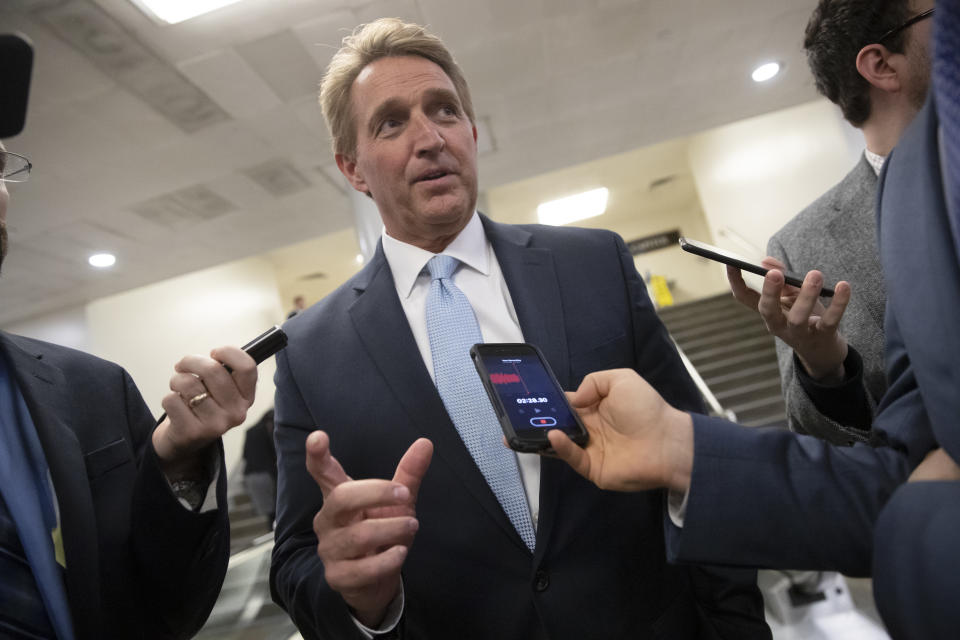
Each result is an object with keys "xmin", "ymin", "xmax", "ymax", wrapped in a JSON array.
[
  {"xmin": 423, "ymin": 87, "xmax": 460, "ymax": 106},
  {"xmin": 367, "ymin": 98, "xmax": 406, "ymax": 134}
]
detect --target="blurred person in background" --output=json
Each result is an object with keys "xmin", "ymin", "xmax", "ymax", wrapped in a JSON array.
[{"xmin": 243, "ymin": 408, "xmax": 278, "ymax": 528}]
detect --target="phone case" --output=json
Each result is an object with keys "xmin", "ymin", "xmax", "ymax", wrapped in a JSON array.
[{"xmin": 470, "ymin": 343, "xmax": 588, "ymax": 453}]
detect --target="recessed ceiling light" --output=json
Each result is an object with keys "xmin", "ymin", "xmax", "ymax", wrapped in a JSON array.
[
  {"xmin": 752, "ymin": 62, "xmax": 781, "ymax": 83},
  {"xmin": 355, "ymin": 254, "xmax": 364, "ymax": 264},
  {"xmin": 88, "ymin": 253, "xmax": 116, "ymax": 268},
  {"xmin": 537, "ymin": 188, "xmax": 609, "ymax": 226},
  {"xmin": 129, "ymin": 0, "xmax": 245, "ymax": 25}
]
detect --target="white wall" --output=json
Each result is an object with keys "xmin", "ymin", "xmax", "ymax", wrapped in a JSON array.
[
  {"xmin": 3, "ymin": 304, "xmax": 91, "ymax": 352},
  {"xmin": 688, "ymin": 99, "xmax": 863, "ymax": 262},
  {"xmin": 85, "ymin": 256, "xmax": 286, "ymax": 474}
]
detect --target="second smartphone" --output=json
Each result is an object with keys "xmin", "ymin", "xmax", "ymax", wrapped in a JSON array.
[
  {"xmin": 470, "ymin": 343, "xmax": 588, "ymax": 453},
  {"xmin": 679, "ymin": 237, "xmax": 835, "ymax": 297}
]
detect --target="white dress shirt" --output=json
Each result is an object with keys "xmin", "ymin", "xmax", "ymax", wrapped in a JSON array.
[
  {"xmin": 354, "ymin": 212, "xmax": 541, "ymax": 636},
  {"xmin": 864, "ymin": 148, "xmax": 886, "ymax": 176}
]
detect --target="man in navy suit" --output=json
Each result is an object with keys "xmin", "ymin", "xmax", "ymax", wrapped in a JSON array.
[
  {"xmin": 545, "ymin": 7, "xmax": 960, "ymax": 635},
  {"xmin": 0, "ymin": 140, "xmax": 258, "ymax": 638},
  {"xmin": 269, "ymin": 17, "xmax": 768, "ymax": 640},
  {"xmin": 870, "ymin": 1, "xmax": 960, "ymax": 636}
]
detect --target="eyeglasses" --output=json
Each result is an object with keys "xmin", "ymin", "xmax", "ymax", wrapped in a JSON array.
[
  {"xmin": 0, "ymin": 150, "xmax": 32, "ymax": 183},
  {"xmin": 877, "ymin": 7, "xmax": 935, "ymax": 44}
]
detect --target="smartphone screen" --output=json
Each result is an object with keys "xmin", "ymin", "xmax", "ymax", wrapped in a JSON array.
[{"xmin": 471, "ymin": 343, "xmax": 587, "ymax": 451}]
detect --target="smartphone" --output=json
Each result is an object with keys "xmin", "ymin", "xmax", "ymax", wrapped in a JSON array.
[
  {"xmin": 470, "ymin": 343, "xmax": 588, "ymax": 453},
  {"xmin": 678, "ymin": 237, "xmax": 835, "ymax": 297}
]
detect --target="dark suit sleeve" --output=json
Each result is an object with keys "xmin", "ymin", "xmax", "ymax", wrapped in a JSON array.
[
  {"xmin": 872, "ymin": 481, "xmax": 960, "ymax": 640},
  {"xmin": 124, "ymin": 368, "xmax": 231, "ymax": 639},
  {"xmin": 665, "ymin": 309, "xmax": 933, "ymax": 576},
  {"xmin": 613, "ymin": 236, "xmax": 770, "ymax": 639},
  {"xmin": 269, "ymin": 348, "xmax": 368, "ymax": 640}
]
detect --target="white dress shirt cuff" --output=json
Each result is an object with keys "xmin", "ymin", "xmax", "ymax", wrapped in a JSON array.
[
  {"xmin": 351, "ymin": 581, "xmax": 404, "ymax": 638},
  {"xmin": 667, "ymin": 487, "xmax": 689, "ymax": 528}
]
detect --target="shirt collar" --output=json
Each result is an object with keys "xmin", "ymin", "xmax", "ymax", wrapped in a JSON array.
[
  {"xmin": 864, "ymin": 148, "xmax": 886, "ymax": 176},
  {"xmin": 381, "ymin": 211, "xmax": 489, "ymax": 299}
]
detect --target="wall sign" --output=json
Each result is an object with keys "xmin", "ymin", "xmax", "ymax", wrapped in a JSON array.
[{"xmin": 627, "ymin": 230, "xmax": 681, "ymax": 256}]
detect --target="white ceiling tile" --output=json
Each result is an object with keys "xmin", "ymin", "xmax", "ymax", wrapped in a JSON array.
[
  {"xmin": 178, "ymin": 48, "xmax": 284, "ymax": 119},
  {"xmin": 235, "ymin": 29, "xmax": 323, "ymax": 102},
  {"xmin": 244, "ymin": 104, "xmax": 328, "ymax": 159},
  {"xmin": 291, "ymin": 10, "xmax": 359, "ymax": 71},
  {"xmin": 351, "ymin": 0, "xmax": 424, "ymax": 29}
]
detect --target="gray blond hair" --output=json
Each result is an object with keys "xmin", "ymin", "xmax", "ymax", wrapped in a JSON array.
[{"xmin": 319, "ymin": 18, "xmax": 475, "ymax": 156}]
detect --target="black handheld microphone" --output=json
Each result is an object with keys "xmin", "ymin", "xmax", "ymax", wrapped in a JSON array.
[
  {"xmin": 154, "ymin": 326, "xmax": 288, "ymax": 426},
  {"xmin": 231, "ymin": 325, "xmax": 288, "ymax": 370},
  {"xmin": 0, "ymin": 33, "xmax": 34, "ymax": 138}
]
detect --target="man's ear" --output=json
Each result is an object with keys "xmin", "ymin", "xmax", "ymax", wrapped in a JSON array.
[
  {"xmin": 335, "ymin": 153, "xmax": 370, "ymax": 196},
  {"xmin": 856, "ymin": 43, "xmax": 903, "ymax": 93}
]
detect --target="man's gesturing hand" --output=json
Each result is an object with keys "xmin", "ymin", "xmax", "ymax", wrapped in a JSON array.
[
  {"xmin": 545, "ymin": 369, "xmax": 694, "ymax": 494},
  {"xmin": 306, "ymin": 431, "xmax": 433, "ymax": 628}
]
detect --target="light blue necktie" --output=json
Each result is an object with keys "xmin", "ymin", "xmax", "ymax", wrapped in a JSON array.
[{"xmin": 425, "ymin": 255, "xmax": 536, "ymax": 550}]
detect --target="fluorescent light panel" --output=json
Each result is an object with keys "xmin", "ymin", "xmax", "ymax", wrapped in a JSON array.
[
  {"xmin": 130, "ymin": 0, "xmax": 244, "ymax": 25},
  {"xmin": 537, "ymin": 188, "xmax": 609, "ymax": 226}
]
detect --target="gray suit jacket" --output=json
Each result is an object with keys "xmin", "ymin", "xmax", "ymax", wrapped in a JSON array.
[{"xmin": 767, "ymin": 156, "xmax": 887, "ymax": 445}]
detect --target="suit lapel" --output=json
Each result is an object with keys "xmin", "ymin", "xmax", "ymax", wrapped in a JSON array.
[
  {"xmin": 481, "ymin": 216, "xmax": 570, "ymax": 552},
  {"xmin": 348, "ymin": 247, "xmax": 528, "ymax": 550},
  {"xmin": 482, "ymin": 216, "xmax": 570, "ymax": 386},
  {"xmin": 1, "ymin": 333, "xmax": 102, "ymax": 638},
  {"xmin": 824, "ymin": 157, "xmax": 886, "ymax": 330}
]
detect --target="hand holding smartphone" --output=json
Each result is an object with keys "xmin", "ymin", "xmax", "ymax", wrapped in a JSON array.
[
  {"xmin": 679, "ymin": 237, "xmax": 835, "ymax": 297},
  {"xmin": 471, "ymin": 343, "xmax": 588, "ymax": 453}
]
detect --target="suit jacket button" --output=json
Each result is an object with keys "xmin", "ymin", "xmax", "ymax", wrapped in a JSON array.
[{"xmin": 534, "ymin": 570, "xmax": 550, "ymax": 592}]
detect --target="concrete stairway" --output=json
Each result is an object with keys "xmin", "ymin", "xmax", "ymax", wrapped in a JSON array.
[
  {"xmin": 657, "ymin": 293, "xmax": 788, "ymax": 429},
  {"xmin": 228, "ymin": 492, "xmax": 273, "ymax": 555},
  {"xmin": 194, "ymin": 492, "xmax": 294, "ymax": 639}
]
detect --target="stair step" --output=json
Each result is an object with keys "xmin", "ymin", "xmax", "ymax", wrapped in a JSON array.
[
  {"xmin": 679, "ymin": 325, "xmax": 777, "ymax": 352},
  {"xmin": 669, "ymin": 314, "xmax": 767, "ymax": 342},
  {"xmin": 696, "ymin": 351, "xmax": 779, "ymax": 376},
  {"xmin": 684, "ymin": 335, "xmax": 776, "ymax": 361},
  {"xmin": 660, "ymin": 305, "xmax": 750, "ymax": 333},
  {"xmin": 714, "ymin": 379, "xmax": 784, "ymax": 402},
  {"xmin": 229, "ymin": 504, "xmax": 259, "ymax": 521},
  {"xmin": 657, "ymin": 293, "xmax": 736, "ymax": 318},
  {"xmin": 704, "ymin": 362, "xmax": 782, "ymax": 392}
]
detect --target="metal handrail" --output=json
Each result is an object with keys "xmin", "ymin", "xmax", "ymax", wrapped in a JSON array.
[{"xmin": 672, "ymin": 339, "xmax": 737, "ymax": 422}]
